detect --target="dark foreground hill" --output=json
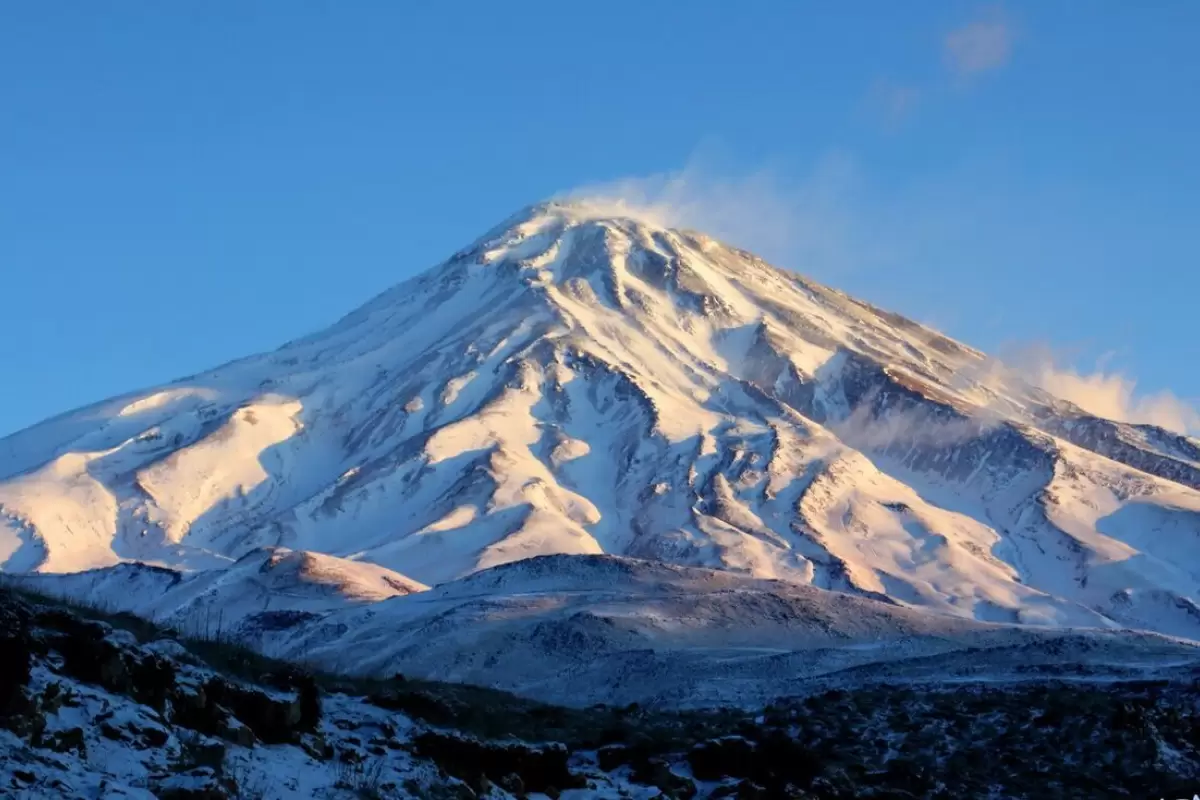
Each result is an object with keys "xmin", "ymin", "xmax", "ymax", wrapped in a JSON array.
[{"xmin": 3, "ymin": 583, "xmax": 1199, "ymax": 799}]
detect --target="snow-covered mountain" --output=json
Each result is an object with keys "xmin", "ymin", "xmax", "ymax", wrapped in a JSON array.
[{"xmin": 3, "ymin": 199, "xmax": 1199, "ymax": 667}]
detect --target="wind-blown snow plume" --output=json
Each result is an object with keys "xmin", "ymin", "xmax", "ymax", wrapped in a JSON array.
[
  {"xmin": 559, "ymin": 153, "xmax": 862, "ymax": 271},
  {"xmin": 1012, "ymin": 345, "xmax": 1200, "ymax": 435}
]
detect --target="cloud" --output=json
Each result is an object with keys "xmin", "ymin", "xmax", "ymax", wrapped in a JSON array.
[
  {"xmin": 944, "ymin": 9, "xmax": 1014, "ymax": 79},
  {"xmin": 558, "ymin": 150, "xmax": 872, "ymax": 273},
  {"xmin": 831, "ymin": 393, "xmax": 1000, "ymax": 452},
  {"xmin": 1009, "ymin": 345, "xmax": 1200, "ymax": 435},
  {"xmin": 868, "ymin": 80, "xmax": 922, "ymax": 129},
  {"xmin": 866, "ymin": 7, "xmax": 1014, "ymax": 128}
]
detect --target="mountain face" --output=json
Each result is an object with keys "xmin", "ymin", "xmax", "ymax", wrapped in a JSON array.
[{"xmin": 3, "ymin": 199, "xmax": 1200, "ymax": 653}]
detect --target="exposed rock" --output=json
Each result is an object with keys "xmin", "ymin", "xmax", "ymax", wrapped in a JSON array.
[
  {"xmin": 39, "ymin": 726, "xmax": 86, "ymax": 757},
  {"xmin": 412, "ymin": 730, "xmax": 585, "ymax": 794},
  {"xmin": 630, "ymin": 757, "xmax": 696, "ymax": 798},
  {"xmin": 203, "ymin": 677, "xmax": 302, "ymax": 745},
  {"xmin": 153, "ymin": 767, "xmax": 236, "ymax": 800},
  {"xmin": 0, "ymin": 620, "xmax": 34, "ymax": 726}
]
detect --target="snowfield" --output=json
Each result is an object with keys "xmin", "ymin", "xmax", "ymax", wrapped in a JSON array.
[{"xmin": 3, "ymin": 199, "xmax": 1200, "ymax": 699}]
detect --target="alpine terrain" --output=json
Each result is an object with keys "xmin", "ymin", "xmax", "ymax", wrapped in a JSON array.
[{"xmin": 3, "ymin": 200, "xmax": 1200, "ymax": 703}]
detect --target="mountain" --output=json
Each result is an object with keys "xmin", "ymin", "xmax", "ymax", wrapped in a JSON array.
[{"xmin": 2, "ymin": 199, "xmax": 1200, "ymax": 685}]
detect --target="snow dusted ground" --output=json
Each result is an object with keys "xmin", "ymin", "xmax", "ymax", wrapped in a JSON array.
[
  {"xmin": 1, "ymin": 586, "xmax": 680, "ymax": 799},
  {"xmin": 13, "ymin": 553, "xmax": 1200, "ymax": 708},
  {"xmin": 2, "ymin": 198, "xmax": 1200, "ymax": 694},
  {"xmin": 3, "ymin": 585, "xmax": 1197, "ymax": 799}
]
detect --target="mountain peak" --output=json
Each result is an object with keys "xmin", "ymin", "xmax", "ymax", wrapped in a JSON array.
[
  {"xmin": 3, "ymin": 202, "xmax": 1200, "ymax": 647},
  {"xmin": 520, "ymin": 196, "xmax": 682, "ymax": 228},
  {"xmin": 456, "ymin": 196, "xmax": 733, "ymax": 282}
]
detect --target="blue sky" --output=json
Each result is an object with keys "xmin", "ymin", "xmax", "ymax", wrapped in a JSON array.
[{"xmin": 2, "ymin": 2, "xmax": 1197, "ymax": 437}]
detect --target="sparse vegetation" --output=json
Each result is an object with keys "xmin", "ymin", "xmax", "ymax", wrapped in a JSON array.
[{"xmin": 333, "ymin": 753, "xmax": 389, "ymax": 799}]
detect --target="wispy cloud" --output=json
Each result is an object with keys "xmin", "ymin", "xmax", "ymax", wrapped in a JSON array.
[
  {"xmin": 868, "ymin": 80, "xmax": 922, "ymax": 129},
  {"xmin": 944, "ymin": 8, "xmax": 1014, "ymax": 80},
  {"xmin": 559, "ymin": 150, "xmax": 872, "ymax": 273},
  {"xmin": 1008, "ymin": 345, "xmax": 1200, "ymax": 435},
  {"xmin": 867, "ymin": 6, "xmax": 1014, "ymax": 129},
  {"xmin": 832, "ymin": 394, "xmax": 1000, "ymax": 452}
]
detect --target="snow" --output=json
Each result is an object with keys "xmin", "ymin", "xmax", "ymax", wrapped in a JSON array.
[
  {"xmin": 2, "ymin": 197, "xmax": 1200, "ymax": 678},
  {"xmin": 13, "ymin": 551, "xmax": 1199, "ymax": 711},
  {"xmin": 137, "ymin": 397, "xmax": 304, "ymax": 547},
  {"xmin": 4, "ymin": 600, "xmax": 681, "ymax": 799}
]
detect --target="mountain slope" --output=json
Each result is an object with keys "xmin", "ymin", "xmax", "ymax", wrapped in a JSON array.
[
  {"xmin": 12, "ymin": 553, "xmax": 1199, "ymax": 708},
  {"xmin": 2, "ymin": 200, "xmax": 1199, "ymax": 643}
]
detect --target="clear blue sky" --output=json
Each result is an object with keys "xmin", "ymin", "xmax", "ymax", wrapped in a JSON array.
[{"xmin": 2, "ymin": 2, "xmax": 1197, "ymax": 437}]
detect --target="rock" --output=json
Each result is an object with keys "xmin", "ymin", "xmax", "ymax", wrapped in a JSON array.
[
  {"xmin": 45, "ymin": 777, "xmax": 76, "ymax": 794},
  {"xmin": 299, "ymin": 732, "xmax": 334, "ymax": 761},
  {"xmin": 153, "ymin": 767, "xmax": 236, "ymax": 800},
  {"xmin": 217, "ymin": 716, "xmax": 257, "ymax": 749},
  {"xmin": 688, "ymin": 738, "xmax": 756, "ymax": 782},
  {"xmin": 142, "ymin": 725, "xmax": 171, "ymax": 748},
  {"xmin": 203, "ymin": 677, "xmax": 302, "ymax": 745},
  {"xmin": 37, "ymin": 682, "xmax": 66, "ymax": 715},
  {"xmin": 100, "ymin": 722, "xmax": 126, "ymax": 741},
  {"xmin": 107, "ymin": 629, "xmax": 139, "ymax": 648},
  {"xmin": 685, "ymin": 732, "xmax": 820, "ymax": 794},
  {"xmin": 412, "ymin": 731, "xmax": 585, "ymax": 794},
  {"xmin": 131, "ymin": 654, "xmax": 178, "ymax": 712},
  {"xmin": 294, "ymin": 673, "xmax": 321, "ymax": 733},
  {"xmin": 186, "ymin": 738, "xmax": 228, "ymax": 771},
  {"xmin": 631, "ymin": 758, "xmax": 696, "ymax": 799},
  {"xmin": 3, "ymin": 703, "xmax": 45, "ymax": 740},
  {"xmin": 40, "ymin": 726, "xmax": 87, "ymax": 757},
  {"xmin": 172, "ymin": 685, "xmax": 226, "ymax": 738},
  {"xmin": 0, "ymin": 599, "xmax": 34, "ymax": 725},
  {"xmin": 173, "ymin": 679, "xmax": 305, "ymax": 747},
  {"xmin": 45, "ymin": 620, "xmax": 134, "ymax": 694},
  {"xmin": 145, "ymin": 639, "xmax": 195, "ymax": 663},
  {"xmin": 497, "ymin": 772, "xmax": 525, "ymax": 795},
  {"xmin": 596, "ymin": 744, "xmax": 631, "ymax": 772}
]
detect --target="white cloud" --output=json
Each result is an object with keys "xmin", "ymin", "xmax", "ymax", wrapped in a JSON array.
[
  {"xmin": 944, "ymin": 10, "xmax": 1014, "ymax": 79},
  {"xmin": 1011, "ymin": 346, "xmax": 1200, "ymax": 435},
  {"xmin": 867, "ymin": 7, "xmax": 1013, "ymax": 129}
]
